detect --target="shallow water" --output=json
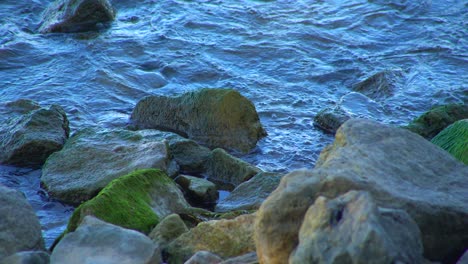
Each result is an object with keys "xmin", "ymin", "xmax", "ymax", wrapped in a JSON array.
[{"xmin": 0, "ymin": 0, "xmax": 467, "ymax": 248}]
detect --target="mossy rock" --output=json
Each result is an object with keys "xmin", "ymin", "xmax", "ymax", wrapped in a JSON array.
[
  {"xmin": 431, "ymin": 119, "xmax": 468, "ymax": 165},
  {"xmin": 405, "ymin": 104, "xmax": 468, "ymax": 139},
  {"xmin": 65, "ymin": 169, "xmax": 189, "ymax": 236}
]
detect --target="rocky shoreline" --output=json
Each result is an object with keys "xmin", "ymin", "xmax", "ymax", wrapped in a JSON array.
[{"xmin": 0, "ymin": 86, "xmax": 467, "ymax": 264}]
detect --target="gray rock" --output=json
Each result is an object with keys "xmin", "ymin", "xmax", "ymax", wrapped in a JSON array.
[
  {"xmin": 176, "ymin": 175, "xmax": 218, "ymax": 205},
  {"xmin": 167, "ymin": 214, "xmax": 256, "ymax": 264},
  {"xmin": 204, "ymin": 148, "xmax": 261, "ymax": 189},
  {"xmin": 185, "ymin": 251, "xmax": 223, "ymax": 264},
  {"xmin": 215, "ymin": 172, "xmax": 282, "ymax": 212},
  {"xmin": 149, "ymin": 214, "xmax": 189, "ymax": 252},
  {"xmin": 0, "ymin": 101, "xmax": 69, "ymax": 168},
  {"xmin": 220, "ymin": 252, "xmax": 257, "ymax": 264},
  {"xmin": 41, "ymin": 128, "xmax": 169, "ymax": 204},
  {"xmin": 352, "ymin": 68, "xmax": 405, "ymax": 100},
  {"xmin": 290, "ymin": 191, "xmax": 426, "ymax": 264},
  {"xmin": 51, "ymin": 216, "xmax": 161, "ymax": 264},
  {"xmin": 313, "ymin": 106, "xmax": 352, "ymax": 134},
  {"xmin": 255, "ymin": 119, "xmax": 468, "ymax": 264},
  {"xmin": 39, "ymin": 0, "xmax": 116, "ymax": 33},
  {"xmin": 0, "ymin": 185, "xmax": 45, "ymax": 260},
  {"xmin": 456, "ymin": 250, "xmax": 468, "ymax": 264},
  {"xmin": 131, "ymin": 88, "xmax": 267, "ymax": 153},
  {"xmin": 0, "ymin": 251, "xmax": 50, "ymax": 264}
]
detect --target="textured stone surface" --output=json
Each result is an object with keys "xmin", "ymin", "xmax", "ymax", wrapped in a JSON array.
[
  {"xmin": 39, "ymin": 0, "xmax": 116, "ymax": 33},
  {"xmin": 351, "ymin": 68, "xmax": 404, "ymax": 100},
  {"xmin": 41, "ymin": 128, "xmax": 169, "ymax": 204},
  {"xmin": 313, "ymin": 105, "xmax": 352, "ymax": 134},
  {"xmin": 167, "ymin": 214, "xmax": 256, "ymax": 263},
  {"xmin": 215, "ymin": 172, "xmax": 282, "ymax": 212},
  {"xmin": 185, "ymin": 251, "xmax": 223, "ymax": 264},
  {"xmin": 149, "ymin": 214, "xmax": 188, "ymax": 252},
  {"xmin": 176, "ymin": 175, "xmax": 218, "ymax": 206},
  {"xmin": 0, "ymin": 251, "xmax": 50, "ymax": 264},
  {"xmin": 220, "ymin": 252, "xmax": 257, "ymax": 264},
  {"xmin": 431, "ymin": 119, "xmax": 468, "ymax": 164},
  {"xmin": 290, "ymin": 191, "xmax": 426, "ymax": 264},
  {"xmin": 51, "ymin": 216, "xmax": 161, "ymax": 264},
  {"xmin": 0, "ymin": 100, "xmax": 69, "ymax": 168},
  {"xmin": 255, "ymin": 119, "xmax": 468, "ymax": 264},
  {"xmin": 131, "ymin": 88, "xmax": 266, "ymax": 153},
  {"xmin": 0, "ymin": 185, "xmax": 45, "ymax": 260}
]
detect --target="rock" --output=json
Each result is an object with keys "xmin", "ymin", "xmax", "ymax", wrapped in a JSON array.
[
  {"xmin": 65, "ymin": 169, "xmax": 190, "ymax": 236},
  {"xmin": 0, "ymin": 251, "xmax": 50, "ymax": 264},
  {"xmin": 431, "ymin": 119, "xmax": 468, "ymax": 165},
  {"xmin": 405, "ymin": 104, "xmax": 468, "ymax": 139},
  {"xmin": 185, "ymin": 251, "xmax": 223, "ymax": 264},
  {"xmin": 255, "ymin": 119, "xmax": 468, "ymax": 264},
  {"xmin": 313, "ymin": 106, "xmax": 352, "ymax": 134},
  {"xmin": 176, "ymin": 175, "xmax": 218, "ymax": 206},
  {"xmin": 220, "ymin": 252, "xmax": 257, "ymax": 264},
  {"xmin": 0, "ymin": 185, "xmax": 45, "ymax": 260},
  {"xmin": 351, "ymin": 68, "xmax": 404, "ymax": 100},
  {"xmin": 41, "ymin": 128, "xmax": 169, "ymax": 204},
  {"xmin": 50, "ymin": 216, "xmax": 161, "ymax": 264},
  {"xmin": 456, "ymin": 250, "xmax": 468, "ymax": 264},
  {"xmin": 131, "ymin": 88, "xmax": 267, "ymax": 153},
  {"xmin": 204, "ymin": 148, "xmax": 261, "ymax": 189},
  {"xmin": 0, "ymin": 101, "xmax": 69, "ymax": 168},
  {"xmin": 167, "ymin": 213, "xmax": 256, "ymax": 263},
  {"xmin": 149, "ymin": 214, "xmax": 189, "ymax": 253},
  {"xmin": 39, "ymin": 0, "xmax": 116, "ymax": 33},
  {"xmin": 215, "ymin": 172, "xmax": 282, "ymax": 213},
  {"xmin": 289, "ymin": 191, "xmax": 426, "ymax": 264}
]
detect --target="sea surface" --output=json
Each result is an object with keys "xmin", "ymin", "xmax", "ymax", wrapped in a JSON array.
[{"xmin": 0, "ymin": 0, "xmax": 467, "ymax": 248}]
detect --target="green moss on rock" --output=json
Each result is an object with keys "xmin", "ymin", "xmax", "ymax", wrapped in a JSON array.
[
  {"xmin": 66, "ymin": 169, "xmax": 174, "ymax": 235},
  {"xmin": 431, "ymin": 119, "xmax": 468, "ymax": 165},
  {"xmin": 405, "ymin": 104, "xmax": 468, "ymax": 139}
]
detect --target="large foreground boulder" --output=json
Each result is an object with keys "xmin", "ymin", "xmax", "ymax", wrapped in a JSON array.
[
  {"xmin": 290, "ymin": 191, "xmax": 427, "ymax": 264},
  {"xmin": 405, "ymin": 104, "xmax": 468, "ymax": 139},
  {"xmin": 255, "ymin": 119, "xmax": 468, "ymax": 264},
  {"xmin": 41, "ymin": 128, "xmax": 169, "ymax": 204},
  {"xmin": 65, "ymin": 169, "xmax": 190, "ymax": 235},
  {"xmin": 0, "ymin": 100, "xmax": 69, "ymax": 168},
  {"xmin": 431, "ymin": 119, "xmax": 468, "ymax": 165},
  {"xmin": 39, "ymin": 0, "xmax": 116, "ymax": 33},
  {"xmin": 131, "ymin": 88, "xmax": 267, "ymax": 153},
  {"xmin": 0, "ymin": 185, "xmax": 45, "ymax": 260},
  {"xmin": 51, "ymin": 216, "xmax": 161, "ymax": 264},
  {"xmin": 167, "ymin": 213, "xmax": 256, "ymax": 263}
]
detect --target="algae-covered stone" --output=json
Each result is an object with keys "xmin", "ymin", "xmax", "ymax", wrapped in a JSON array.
[
  {"xmin": 41, "ymin": 128, "xmax": 169, "ymax": 204},
  {"xmin": 131, "ymin": 88, "xmax": 267, "ymax": 153},
  {"xmin": 205, "ymin": 148, "xmax": 261, "ymax": 188},
  {"xmin": 431, "ymin": 119, "xmax": 468, "ymax": 165},
  {"xmin": 215, "ymin": 172, "xmax": 282, "ymax": 212},
  {"xmin": 51, "ymin": 216, "xmax": 161, "ymax": 264},
  {"xmin": 65, "ymin": 169, "xmax": 190, "ymax": 235},
  {"xmin": 290, "ymin": 191, "xmax": 426, "ymax": 264},
  {"xmin": 149, "ymin": 214, "xmax": 188, "ymax": 253},
  {"xmin": 39, "ymin": 0, "xmax": 116, "ymax": 33},
  {"xmin": 405, "ymin": 104, "xmax": 468, "ymax": 139},
  {"xmin": 167, "ymin": 213, "xmax": 256, "ymax": 263},
  {"xmin": 175, "ymin": 175, "xmax": 218, "ymax": 206},
  {"xmin": 0, "ymin": 101, "xmax": 69, "ymax": 168}
]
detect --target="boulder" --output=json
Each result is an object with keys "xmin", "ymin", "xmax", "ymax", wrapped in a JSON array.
[
  {"xmin": 50, "ymin": 216, "xmax": 161, "ymax": 264},
  {"xmin": 167, "ymin": 213, "xmax": 256, "ymax": 263},
  {"xmin": 405, "ymin": 104, "xmax": 468, "ymax": 139},
  {"xmin": 185, "ymin": 251, "xmax": 223, "ymax": 264},
  {"xmin": 290, "ymin": 191, "xmax": 427, "ymax": 264},
  {"xmin": 65, "ymin": 169, "xmax": 190, "ymax": 236},
  {"xmin": 255, "ymin": 119, "xmax": 468, "ymax": 264},
  {"xmin": 175, "ymin": 175, "xmax": 218, "ymax": 206},
  {"xmin": 39, "ymin": 0, "xmax": 116, "ymax": 33},
  {"xmin": 456, "ymin": 250, "xmax": 468, "ymax": 264},
  {"xmin": 41, "ymin": 128, "xmax": 169, "ymax": 204},
  {"xmin": 130, "ymin": 88, "xmax": 267, "ymax": 153},
  {"xmin": 313, "ymin": 106, "xmax": 352, "ymax": 134},
  {"xmin": 220, "ymin": 252, "xmax": 257, "ymax": 264},
  {"xmin": 431, "ymin": 119, "xmax": 468, "ymax": 164},
  {"xmin": 149, "ymin": 214, "xmax": 188, "ymax": 253},
  {"xmin": 0, "ymin": 100, "xmax": 69, "ymax": 168},
  {"xmin": 215, "ymin": 172, "xmax": 282, "ymax": 212},
  {"xmin": 351, "ymin": 68, "xmax": 404, "ymax": 100},
  {"xmin": 0, "ymin": 251, "xmax": 50, "ymax": 264},
  {"xmin": 204, "ymin": 148, "xmax": 261, "ymax": 189},
  {"xmin": 0, "ymin": 185, "xmax": 45, "ymax": 260}
]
